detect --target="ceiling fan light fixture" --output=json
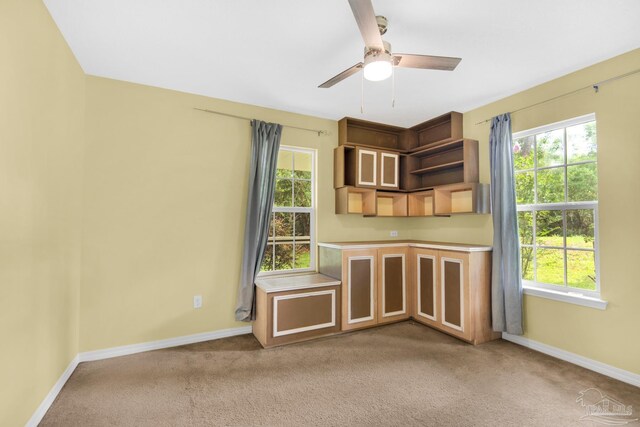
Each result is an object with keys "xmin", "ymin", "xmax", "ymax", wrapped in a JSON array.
[
  {"xmin": 363, "ymin": 41, "xmax": 392, "ymax": 82},
  {"xmin": 363, "ymin": 58, "xmax": 392, "ymax": 81}
]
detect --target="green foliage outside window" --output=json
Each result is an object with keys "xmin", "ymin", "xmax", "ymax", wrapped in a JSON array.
[
  {"xmin": 262, "ymin": 149, "xmax": 313, "ymax": 272},
  {"xmin": 514, "ymin": 121, "xmax": 598, "ymax": 291}
]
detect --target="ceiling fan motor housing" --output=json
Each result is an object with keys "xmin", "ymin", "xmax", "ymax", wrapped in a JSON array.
[{"xmin": 364, "ymin": 40, "xmax": 392, "ymax": 62}]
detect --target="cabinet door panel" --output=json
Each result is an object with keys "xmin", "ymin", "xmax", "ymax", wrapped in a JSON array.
[
  {"xmin": 383, "ymin": 255, "xmax": 404, "ymax": 315},
  {"xmin": 417, "ymin": 254, "xmax": 437, "ymax": 321},
  {"xmin": 357, "ymin": 148, "xmax": 377, "ymax": 187},
  {"xmin": 378, "ymin": 247, "xmax": 409, "ymax": 323},
  {"xmin": 350, "ymin": 258, "xmax": 374, "ymax": 321},
  {"xmin": 442, "ymin": 258, "xmax": 463, "ymax": 330},
  {"xmin": 380, "ymin": 152, "xmax": 399, "ymax": 189},
  {"xmin": 342, "ymin": 249, "xmax": 378, "ymax": 330}
]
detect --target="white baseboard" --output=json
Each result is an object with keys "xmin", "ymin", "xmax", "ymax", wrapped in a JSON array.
[
  {"xmin": 79, "ymin": 326, "xmax": 252, "ymax": 362},
  {"xmin": 26, "ymin": 354, "xmax": 79, "ymax": 427},
  {"xmin": 502, "ymin": 332, "xmax": 640, "ymax": 388},
  {"xmin": 27, "ymin": 326, "xmax": 252, "ymax": 425}
]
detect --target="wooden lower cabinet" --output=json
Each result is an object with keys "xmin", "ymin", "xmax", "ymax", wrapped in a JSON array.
[
  {"xmin": 253, "ymin": 274, "xmax": 342, "ymax": 348},
  {"xmin": 342, "ymin": 249, "xmax": 378, "ymax": 331},
  {"xmin": 377, "ymin": 247, "xmax": 410, "ymax": 324},
  {"xmin": 412, "ymin": 248, "xmax": 500, "ymax": 345}
]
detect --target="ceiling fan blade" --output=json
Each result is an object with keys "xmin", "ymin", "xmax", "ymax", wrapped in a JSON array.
[
  {"xmin": 393, "ymin": 54, "xmax": 462, "ymax": 71},
  {"xmin": 348, "ymin": 0, "xmax": 384, "ymax": 50},
  {"xmin": 318, "ymin": 63, "xmax": 363, "ymax": 88}
]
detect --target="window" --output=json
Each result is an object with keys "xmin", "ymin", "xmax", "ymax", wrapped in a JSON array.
[
  {"xmin": 513, "ymin": 114, "xmax": 599, "ymax": 296},
  {"xmin": 260, "ymin": 146, "xmax": 315, "ymax": 274}
]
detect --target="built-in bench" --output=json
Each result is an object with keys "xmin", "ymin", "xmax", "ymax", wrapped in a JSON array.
[{"xmin": 252, "ymin": 273, "xmax": 341, "ymax": 348}]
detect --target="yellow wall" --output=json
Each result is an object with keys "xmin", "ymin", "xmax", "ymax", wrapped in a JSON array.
[
  {"xmin": 406, "ymin": 49, "xmax": 640, "ymax": 374},
  {"xmin": 80, "ymin": 76, "xmax": 415, "ymax": 352},
  {"xmin": 3, "ymin": 2, "xmax": 638, "ymax": 422},
  {"xmin": 0, "ymin": 1, "xmax": 85, "ymax": 425}
]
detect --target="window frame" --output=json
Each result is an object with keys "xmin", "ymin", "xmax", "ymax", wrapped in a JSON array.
[
  {"xmin": 258, "ymin": 145, "xmax": 316, "ymax": 277},
  {"xmin": 513, "ymin": 113, "xmax": 600, "ymax": 298}
]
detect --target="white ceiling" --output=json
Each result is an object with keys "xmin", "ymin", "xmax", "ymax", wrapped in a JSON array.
[{"xmin": 44, "ymin": 0, "xmax": 640, "ymax": 127}]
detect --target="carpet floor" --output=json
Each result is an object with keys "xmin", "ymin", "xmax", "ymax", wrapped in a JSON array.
[{"xmin": 41, "ymin": 321, "xmax": 640, "ymax": 426}]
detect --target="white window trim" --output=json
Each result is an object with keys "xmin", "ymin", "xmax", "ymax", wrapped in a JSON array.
[
  {"xmin": 514, "ymin": 113, "xmax": 604, "ymax": 304},
  {"xmin": 522, "ymin": 285, "xmax": 607, "ymax": 310},
  {"xmin": 259, "ymin": 145, "xmax": 316, "ymax": 277}
]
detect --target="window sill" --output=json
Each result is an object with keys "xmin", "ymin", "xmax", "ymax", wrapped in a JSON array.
[
  {"xmin": 523, "ymin": 285, "xmax": 608, "ymax": 310},
  {"xmin": 257, "ymin": 268, "xmax": 315, "ymax": 278}
]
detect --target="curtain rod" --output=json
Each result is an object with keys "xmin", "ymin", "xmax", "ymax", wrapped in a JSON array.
[
  {"xmin": 193, "ymin": 107, "xmax": 329, "ymax": 136},
  {"xmin": 474, "ymin": 68, "xmax": 640, "ymax": 126}
]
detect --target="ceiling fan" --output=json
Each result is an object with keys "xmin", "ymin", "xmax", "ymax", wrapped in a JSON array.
[{"xmin": 319, "ymin": 0, "xmax": 461, "ymax": 88}]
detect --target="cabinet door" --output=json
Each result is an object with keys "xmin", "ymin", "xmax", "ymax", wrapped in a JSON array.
[
  {"xmin": 439, "ymin": 250, "xmax": 471, "ymax": 340},
  {"xmin": 356, "ymin": 148, "xmax": 377, "ymax": 187},
  {"xmin": 377, "ymin": 247, "xmax": 410, "ymax": 324},
  {"xmin": 341, "ymin": 249, "xmax": 377, "ymax": 330},
  {"xmin": 379, "ymin": 152, "xmax": 399, "ymax": 190},
  {"xmin": 412, "ymin": 248, "xmax": 439, "ymax": 328}
]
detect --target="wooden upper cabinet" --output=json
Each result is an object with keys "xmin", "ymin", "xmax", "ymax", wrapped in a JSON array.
[
  {"xmin": 379, "ymin": 151, "xmax": 399, "ymax": 189},
  {"xmin": 356, "ymin": 147, "xmax": 378, "ymax": 187},
  {"xmin": 377, "ymin": 247, "xmax": 410, "ymax": 324}
]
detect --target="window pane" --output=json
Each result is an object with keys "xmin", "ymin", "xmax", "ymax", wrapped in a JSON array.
[
  {"xmin": 294, "ymin": 151, "xmax": 312, "ymax": 179},
  {"xmin": 513, "ymin": 135, "xmax": 534, "ymax": 170},
  {"xmin": 515, "ymin": 171, "xmax": 534, "ymax": 204},
  {"xmin": 294, "ymin": 244, "xmax": 311, "ymax": 269},
  {"xmin": 273, "ymin": 212, "xmax": 293, "ymax": 242},
  {"xmin": 294, "ymin": 213, "xmax": 311, "ymax": 239},
  {"xmin": 274, "ymin": 178, "xmax": 293, "ymax": 207},
  {"xmin": 261, "ymin": 244, "xmax": 274, "ymax": 272},
  {"xmin": 274, "ymin": 244, "xmax": 294, "ymax": 271},
  {"xmin": 566, "ymin": 210, "xmax": 595, "ymax": 249},
  {"xmin": 521, "ymin": 246, "xmax": 534, "ymax": 281},
  {"xmin": 536, "ymin": 167, "xmax": 565, "ymax": 203},
  {"xmin": 536, "ymin": 210, "xmax": 563, "ymax": 247},
  {"xmin": 567, "ymin": 163, "xmax": 597, "ymax": 202},
  {"xmin": 567, "ymin": 250, "xmax": 596, "ymax": 291},
  {"xmin": 567, "ymin": 121, "xmax": 597, "ymax": 164},
  {"xmin": 267, "ymin": 213, "xmax": 274, "ymax": 238},
  {"xmin": 536, "ymin": 248, "xmax": 565, "ymax": 286},
  {"xmin": 517, "ymin": 211, "xmax": 533, "ymax": 245},
  {"xmin": 276, "ymin": 150, "xmax": 293, "ymax": 178},
  {"xmin": 294, "ymin": 179, "xmax": 312, "ymax": 207},
  {"xmin": 536, "ymin": 130, "xmax": 564, "ymax": 168}
]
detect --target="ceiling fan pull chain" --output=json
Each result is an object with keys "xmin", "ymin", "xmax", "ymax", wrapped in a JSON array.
[
  {"xmin": 361, "ymin": 72, "xmax": 365, "ymax": 114},
  {"xmin": 391, "ymin": 65, "xmax": 396, "ymax": 108}
]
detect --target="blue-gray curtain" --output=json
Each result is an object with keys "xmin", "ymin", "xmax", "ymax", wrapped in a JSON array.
[
  {"xmin": 489, "ymin": 113, "xmax": 523, "ymax": 335},
  {"xmin": 235, "ymin": 120, "xmax": 282, "ymax": 322}
]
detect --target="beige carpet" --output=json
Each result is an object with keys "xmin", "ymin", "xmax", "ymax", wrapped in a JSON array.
[{"xmin": 41, "ymin": 321, "xmax": 639, "ymax": 426}]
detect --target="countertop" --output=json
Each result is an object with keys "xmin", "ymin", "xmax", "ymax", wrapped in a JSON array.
[
  {"xmin": 318, "ymin": 240, "xmax": 492, "ymax": 253},
  {"xmin": 255, "ymin": 273, "xmax": 341, "ymax": 293}
]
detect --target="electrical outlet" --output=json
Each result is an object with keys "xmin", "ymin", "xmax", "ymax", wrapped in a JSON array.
[
  {"xmin": 390, "ymin": 230, "xmax": 398, "ymax": 237},
  {"xmin": 193, "ymin": 295, "xmax": 202, "ymax": 309}
]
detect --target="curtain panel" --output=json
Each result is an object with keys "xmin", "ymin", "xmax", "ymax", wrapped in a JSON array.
[
  {"xmin": 489, "ymin": 113, "xmax": 524, "ymax": 335},
  {"xmin": 235, "ymin": 120, "xmax": 282, "ymax": 322}
]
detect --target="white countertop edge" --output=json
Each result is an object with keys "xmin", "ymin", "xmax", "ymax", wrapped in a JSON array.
[{"xmin": 318, "ymin": 242, "xmax": 492, "ymax": 252}]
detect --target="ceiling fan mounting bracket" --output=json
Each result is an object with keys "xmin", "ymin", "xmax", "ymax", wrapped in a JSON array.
[{"xmin": 376, "ymin": 15, "xmax": 388, "ymax": 35}]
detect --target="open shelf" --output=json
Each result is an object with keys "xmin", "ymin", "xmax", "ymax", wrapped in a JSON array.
[
  {"xmin": 335, "ymin": 186, "xmax": 376, "ymax": 215},
  {"xmin": 408, "ymin": 191, "xmax": 435, "ymax": 217},
  {"xmin": 375, "ymin": 192, "xmax": 408, "ymax": 217},
  {"xmin": 433, "ymin": 183, "xmax": 491, "ymax": 215},
  {"xmin": 407, "ymin": 139, "xmax": 465, "ymax": 157},
  {"xmin": 410, "ymin": 161, "xmax": 464, "ymax": 175}
]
